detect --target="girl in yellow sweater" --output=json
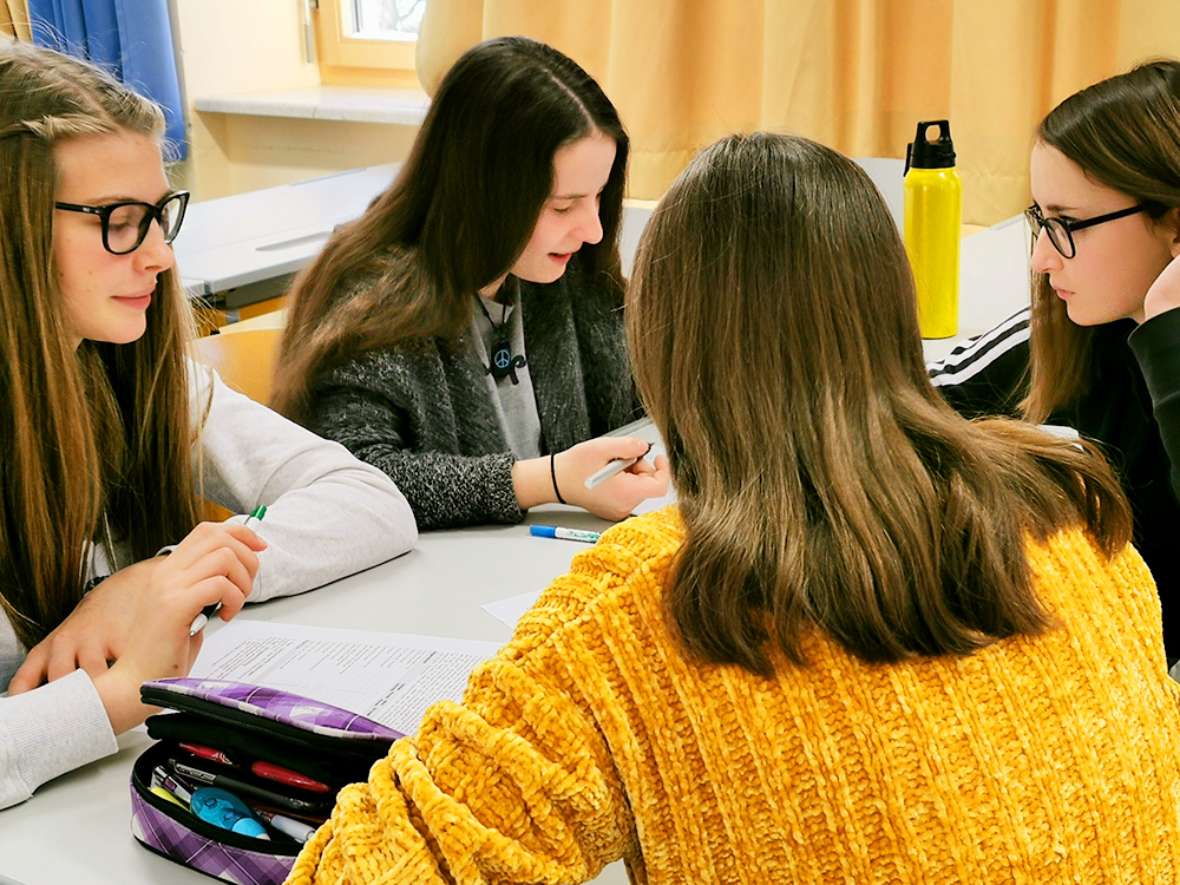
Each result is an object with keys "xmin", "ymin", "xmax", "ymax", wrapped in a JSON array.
[{"xmin": 287, "ymin": 134, "xmax": 1180, "ymax": 884}]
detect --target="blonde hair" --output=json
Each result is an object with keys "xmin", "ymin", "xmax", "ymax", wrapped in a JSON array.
[
  {"xmin": 0, "ymin": 43, "xmax": 200, "ymax": 648},
  {"xmin": 627, "ymin": 133, "xmax": 1132, "ymax": 675}
]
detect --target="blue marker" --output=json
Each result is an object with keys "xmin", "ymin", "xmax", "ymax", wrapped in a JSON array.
[{"xmin": 530, "ymin": 525, "xmax": 601, "ymax": 544}]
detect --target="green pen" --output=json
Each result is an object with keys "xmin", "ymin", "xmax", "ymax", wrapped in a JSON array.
[{"xmin": 188, "ymin": 505, "xmax": 266, "ymax": 636}]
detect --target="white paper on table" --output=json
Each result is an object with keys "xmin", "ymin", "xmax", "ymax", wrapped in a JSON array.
[
  {"xmin": 189, "ymin": 620, "xmax": 499, "ymax": 735},
  {"xmin": 481, "ymin": 590, "xmax": 541, "ymax": 627}
]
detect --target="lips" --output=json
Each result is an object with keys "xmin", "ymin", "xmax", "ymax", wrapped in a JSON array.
[{"xmin": 113, "ymin": 290, "xmax": 153, "ymax": 309}]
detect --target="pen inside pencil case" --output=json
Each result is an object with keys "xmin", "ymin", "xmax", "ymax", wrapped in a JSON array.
[
  {"xmin": 146, "ymin": 711, "xmax": 375, "ymax": 786},
  {"xmin": 176, "ymin": 740, "xmax": 332, "ymax": 794},
  {"xmin": 131, "ymin": 743, "xmax": 305, "ymax": 853},
  {"xmin": 164, "ymin": 748, "xmax": 335, "ymax": 814}
]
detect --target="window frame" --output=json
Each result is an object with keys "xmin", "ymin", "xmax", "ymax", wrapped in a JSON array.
[{"xmin": 316, "ymin": 0, "xmax": 418, "ymax": 73}]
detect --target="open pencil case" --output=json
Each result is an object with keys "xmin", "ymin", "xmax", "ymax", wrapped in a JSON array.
[{"xmin": 129, "ymin": 678, "xmax": 401, "ymax": 885}]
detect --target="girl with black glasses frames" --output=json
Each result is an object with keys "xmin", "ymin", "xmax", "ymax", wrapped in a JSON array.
[
  {"xmin": 54, "ymin": 190, "xmax": 190, "ymax": 255},
  {"xmin": 930, "ymin": 60, "xmax": 1180, "ymax": 664},
  {"xmin": 0, "ymin": 43, "xmax": 417, "ymax": 810}
]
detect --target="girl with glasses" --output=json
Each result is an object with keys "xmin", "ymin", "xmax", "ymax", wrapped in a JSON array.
[
  {"xmin": 0, "ymin": 43, "xmax": 417, "ymax": 810},
  {"xmin": 930, "ymin": 60, "xmax": 1180, "ymax": 663},
  {"xmin": 271, "ymin": 37, "xmax": 669, "ymax": 530},
  {"xmin": 290, "ymin": 133, "xmax": 1180, "ymax": 884}
]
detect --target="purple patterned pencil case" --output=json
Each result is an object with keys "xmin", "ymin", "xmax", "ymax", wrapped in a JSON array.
[{"xmin": 130, "ymin": 678, "xmax": 401, "ymax": 885}]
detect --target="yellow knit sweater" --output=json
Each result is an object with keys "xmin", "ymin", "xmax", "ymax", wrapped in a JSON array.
[{"xmin": 286, "ymin": 508, "xmax": 1180, "ymax": 884}]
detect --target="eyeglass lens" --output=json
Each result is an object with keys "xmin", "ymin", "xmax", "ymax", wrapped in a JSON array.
[
  {"xmin": 107, "ymin": 194, "xmax": 186, "ymax": 253},
  {"xmin": 1027, "ymin": 209, "xmax": 1072, "ymax": 258}
]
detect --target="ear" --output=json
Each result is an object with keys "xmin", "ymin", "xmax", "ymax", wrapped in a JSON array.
[{"xmin": 1164, "ymin": 206, "xmax": 1180, "ymax": 258}]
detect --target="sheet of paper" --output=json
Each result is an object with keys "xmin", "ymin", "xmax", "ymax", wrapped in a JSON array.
[
  {"xmin": 481, "ymin": 590, "xmax": 541, "ymax": 627},
  {"xmin": 190, "ymin": 620, "xmax": 499, "ymax": 735}
]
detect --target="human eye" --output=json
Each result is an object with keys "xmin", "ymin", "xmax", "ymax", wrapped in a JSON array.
[{"xmin": 107, "ymin": 204, "xmax": 142, "ymax": 230}]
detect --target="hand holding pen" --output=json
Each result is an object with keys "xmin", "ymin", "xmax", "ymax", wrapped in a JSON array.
[
  {"xmin": 551, "ymin": 437, "xmax": 669, "ymax": 522},
  {"xmin": 86, "ymin": 520, "xmax": 267, "ymax": 734},
  {"xmin": 189, "ymin": 506, "xmax": 267, "ymax": 636}
]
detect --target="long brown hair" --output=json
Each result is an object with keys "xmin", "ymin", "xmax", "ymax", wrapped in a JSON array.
[
  {"xmin": 627, "ymin": 133, "xmax": 1133, "ymax": 675},
  {"xmin": 0, "ymin": 43, "xmax": 200, "ymax": 648},
  {"xmin": 1025, "ymin": 59, "xmax": 1180, "ymax": 421},
  {"xmin": 272, "ymin": 36, "xmax": 629, "ymax": 420}
]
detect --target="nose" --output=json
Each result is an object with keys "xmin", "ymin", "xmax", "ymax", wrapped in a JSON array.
[
  {"xmin": 1029, "ymin": 226, "xmax": 1063, "ymax": 275},
  {"xmin": 577, "ymin": 201, "xmax": 604, "ymax": 246},
  {"xmin": 133, "ymin": 217, "xmax": 176, "ymax": 275}
]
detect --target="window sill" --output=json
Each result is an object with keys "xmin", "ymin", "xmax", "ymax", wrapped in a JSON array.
[{"xmin": 193, "ymin": 86, "xmax": 429, "ymax": 126}]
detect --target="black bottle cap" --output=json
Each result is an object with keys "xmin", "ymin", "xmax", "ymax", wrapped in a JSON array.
[{"xmin": 905, "ymin": 120, "xmax": 956, "ymax": 171}]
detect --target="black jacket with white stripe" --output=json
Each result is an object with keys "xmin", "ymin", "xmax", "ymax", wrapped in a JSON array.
[{"xmin": 929, "ymin": 306, "xmax": 1180, "ymax": 662}]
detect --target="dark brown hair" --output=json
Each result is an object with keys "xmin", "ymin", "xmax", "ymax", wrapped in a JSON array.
[
  {"xmin": 0, "ymin": 43, "xmax": 201, "ymax": 647},
  {"xmin": 1026, "ymin": 59, "xmax": 1180, "ymax": 420},
  {"xmin": 627, "ymin": 132, "xmax": 1133, "ymax": 675},
  {"xmin": 272, "ymin": 36, "xmax": 628, "ymax": 420}
]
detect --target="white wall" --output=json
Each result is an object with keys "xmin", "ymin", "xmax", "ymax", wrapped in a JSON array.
[{"xmin": 170, "ymin": 0, "xmax": 418, "ymax": 199}]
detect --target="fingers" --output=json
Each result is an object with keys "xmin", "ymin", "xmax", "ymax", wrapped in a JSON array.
[
  {"xmin": 612, "ymin": 456, "xmax": 671, "ymax": 500},
  {"xmin": 184, "ymin": 547, "xmax": 255, "ymax": 605},
  {"xmin": 168, "ymin": 522, "xmax": 265, "ymax": 575},
  {"xmin": 224, "ymin": 521, "xmax": 269, "ymax": 552},
  {"xmin": 76, "ymin": 642, "xmax": 112, "ymax": 679},
  {"xmin": 188, "ymin": 574, "xmax": 249, "ymax": 623},
  {"xmin": 626, "ymin": 456, "xmax": 657, "ymax": 476},
  {"xmin": 607, "ymin": 437, "xmax": 653, "ymax": 459},
  {"xmin": 8, "ymin": 646, "xmax": 48, "ymax": 694},
  {"xmin": 46, "ymin": 637, "xmax": 82, "ymax": 683}
]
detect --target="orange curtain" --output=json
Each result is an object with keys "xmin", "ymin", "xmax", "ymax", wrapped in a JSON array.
[
  {"xmin": 417, "ymin": 0, "xmax": 1180, "ymax": 224},
  {"xmin": 1, "ymin": 0, "xmax": 31, "ymax": 40}
]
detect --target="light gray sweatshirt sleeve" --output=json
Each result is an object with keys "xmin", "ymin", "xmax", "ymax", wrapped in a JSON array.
[
  {"xmin": 190, "ymin": 361, "xmax": 418, "ymax": 603},
  {"xmin": 0, "ymin": 669, "xmax": 116, "ymax": 810}
]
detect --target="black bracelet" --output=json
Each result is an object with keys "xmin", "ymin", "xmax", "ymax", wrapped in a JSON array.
[{"xmin": 550, "ymin": 452, "xmax": 567, "ymax": 504}]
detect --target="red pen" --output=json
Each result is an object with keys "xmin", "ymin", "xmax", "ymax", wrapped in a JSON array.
[
  {"xmin": 180, "ymin": 740, "xmax": 329, "ymax": 793},
  {"xmin": 250, "ymin": 760, "xmax": 330, "ymax": 794},
  {"xmin": 180, "ymin": 742, "xmax": 235, "ymax": 767}
]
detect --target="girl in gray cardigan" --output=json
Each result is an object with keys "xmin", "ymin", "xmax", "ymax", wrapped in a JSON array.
[{"xmin": 274, "ymin": 37, "xmax": 670, "ymax": 529}]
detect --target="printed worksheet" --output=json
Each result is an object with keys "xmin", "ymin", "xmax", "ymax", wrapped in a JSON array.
[{"xmin": 190, "ymin": 621, "xmax": 499, "ymax": 734}]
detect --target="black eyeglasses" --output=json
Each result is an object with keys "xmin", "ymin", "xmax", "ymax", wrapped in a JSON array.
[
  {"xmin": 54, "ymin": 191, "xmax": 190, "ymax": 255},
  {"xmin": 1024, "ymin": 202, "xmax": 1148, "ymax": 259}
]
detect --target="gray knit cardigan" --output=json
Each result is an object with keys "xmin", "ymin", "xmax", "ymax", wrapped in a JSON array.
[{"xmin": 307, "ymin": 254, "xmax": 641, "ymax": 529}]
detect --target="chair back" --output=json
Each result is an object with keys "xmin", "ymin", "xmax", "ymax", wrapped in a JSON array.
[{"xmin": 191, "ymin": 329, "xmax": 281, "ymax": 405}]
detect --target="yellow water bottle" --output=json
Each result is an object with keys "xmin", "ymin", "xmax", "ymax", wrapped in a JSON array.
[{"xmin": 903, "ymin": 120, "xmax": 961, "ymax": 339}]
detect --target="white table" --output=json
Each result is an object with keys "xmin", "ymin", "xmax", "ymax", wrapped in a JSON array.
[
  {"xmin": 0, "ymin": 215, "xmax": 1032, "ymax": 885},
  {"xmin": 174, "ymin": 165, "xmax": 400, "ymax": 301},
  {"xmin": 0, "ymin": 506, "xmax": 633, "ymax": 885}
]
